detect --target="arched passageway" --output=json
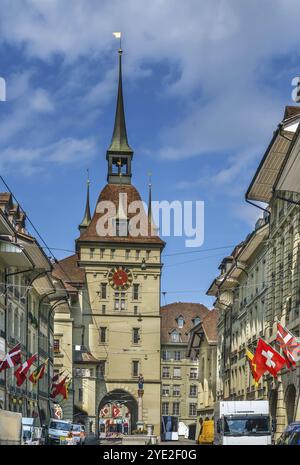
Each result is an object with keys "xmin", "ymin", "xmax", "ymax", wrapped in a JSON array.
[{"xmin": 98, "ymin": 389, "xmax": 138, "ymax": 439}]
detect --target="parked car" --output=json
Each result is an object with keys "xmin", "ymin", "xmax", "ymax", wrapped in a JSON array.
[
  {"xmin": 71, "ymin": 424, "xmax": 86, "ymax": 445},
  {"xmin": 277, "ymin": 422, "xmax": 300, "ymax": 445}
]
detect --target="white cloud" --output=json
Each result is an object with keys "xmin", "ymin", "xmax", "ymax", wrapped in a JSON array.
[
  {"xmin": 0, "ymin": 0, "xmax": 300, "ymax": 173},
  {"xmin": 0, "ymin": 137, "xmax": 97, "ymax": 174},
  {"xmin": 30, "ymin": 88, "xmax": 54, "ymax": 112}
]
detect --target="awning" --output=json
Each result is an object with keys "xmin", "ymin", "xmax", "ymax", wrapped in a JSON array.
[
  {"xmin": 275, "ymin": 125, "xmax": 300, "ymax": 195},
  {"xmin": 0, "ymin": 239, "xmax": 33, "ymax": 267},
  {"xmin": 17, "ymin": 237, "xmax": 52, "ymax": 271},
  {"xmin": 0, "ymin": 211, "xmax": 14, "ymax": 235},
  {"xmin": 32, "ymin": 273, "xmax": 55, "ymax": 296},
  {"xmin": 246, "ymin": 130, "xmax": 293, "ymax": 203}
]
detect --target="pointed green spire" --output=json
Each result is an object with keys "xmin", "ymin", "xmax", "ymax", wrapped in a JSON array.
[
  {"xmin": 107, "ymin": 49, "xmax": 133, "ymax": 154},
  {"xmin": 79, "ymin": 171, "xmax": 91, "ymax": 231}
]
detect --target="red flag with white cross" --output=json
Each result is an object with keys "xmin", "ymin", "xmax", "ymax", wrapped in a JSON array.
[
  {"xmin": 14, "ymin": 353, "xmax": 37, "ymax": 386},
  {"xmin": 276, "ymin": 322, "xmax": 300, "ymax": 368},
  {"xmin": 253, "ymin": 339, "xmax": 286, "ymax": 378},
  {"xmin": 0, "ymin": 343, "xmax": 22, "ymax": 372}
]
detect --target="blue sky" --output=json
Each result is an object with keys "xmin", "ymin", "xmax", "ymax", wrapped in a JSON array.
[{"xmin": 0, "ymin": 0, "xmax": 300, "ymax": 307}]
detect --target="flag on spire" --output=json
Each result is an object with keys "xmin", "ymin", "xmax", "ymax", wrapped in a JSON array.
[
  {"xmin": 276, "ymin": 322, "xmax": 300, "ymax": 368},
  {"xmin": 0, "ymin": 343, "xmax": 22, "ymax": 372},
  {"xmin": 112, "ymin": 32, "xmax": 121, "ymax": 39},
  {"xmin": 14, "ymin": 354, "xmax": 37, "ymax": 386}
]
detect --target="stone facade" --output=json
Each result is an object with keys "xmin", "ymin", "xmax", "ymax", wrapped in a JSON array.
[
  {"xmin": 0, "ymin": 192, "xmax": 61, "ymax": 425},
  {"xmin": 207, "ymin": 105, "xmax": 300, "ymax": 440},
  {"xmin": 187, "ymin": 308, "xmax": 218, "ymax": 439},
  {"xmin": 160, "ymin": 303, "xmax": 209, "ymax": 436}
]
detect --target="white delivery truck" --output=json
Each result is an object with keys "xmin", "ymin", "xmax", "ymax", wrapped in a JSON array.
[
  {"xmin": 47, "ymin": 418, "xmax": 73, "ymax": 445},
  {"xmin": 214, "ymin": 401, "xmax": 273, "ymax": 445},
  {"xmin": 0, "ymin": 410, "xmax": 23, "ymax": 445}
]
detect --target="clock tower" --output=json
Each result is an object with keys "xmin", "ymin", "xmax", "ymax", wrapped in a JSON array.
[{"xmin": 55, "ymin": 47, "xmax": 165, "ymax": 437}]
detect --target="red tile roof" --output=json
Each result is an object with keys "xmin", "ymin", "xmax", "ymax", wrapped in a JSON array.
[
  {"xmin": 78, "ymin": 183, "xmax": 165, "ymax": 246},
  {"xmin": 160, "ymin": 302, "xmax": 209, "ymax": 344},
  {"xmin": 52, "ymin": 254, "xmax": 85, "ymax": 290},
  {"xmin": 201, "ymin": 308, "xmax": 219, "ymax": 344}
]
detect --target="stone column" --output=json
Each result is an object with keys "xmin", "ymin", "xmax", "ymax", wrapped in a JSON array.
[
  {"xmin": 275, "ymin": 379, "xmax": 286, "ymax": 441},
  {"xmin": 137, "ymin": 389, "xmax": 144, "ymax": 430}
]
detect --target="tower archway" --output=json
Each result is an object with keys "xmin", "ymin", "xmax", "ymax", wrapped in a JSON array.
[{"xmin": 98, "ymin": 389, "xmax": 138, "ymax": 439}]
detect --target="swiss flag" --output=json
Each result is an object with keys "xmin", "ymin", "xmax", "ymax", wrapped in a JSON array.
[
  {"xmin": 254, "ymin": 339, "xmax": 286, "ymax": 378},
  {"xmin": 14, "ymin": 354, "xmax": 37, "ymax": 386}
]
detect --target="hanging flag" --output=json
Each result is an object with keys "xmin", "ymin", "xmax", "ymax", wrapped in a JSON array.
[
  {"xmin": 29, "ymin": 359, "xmax": 48, "ymax": 384},
  {"xmin": 51, "ymin": 371, "xmax": 64, "ymax": 385},
  {"xmin": 60, "ymin": 379, "xmax": 71, "ymax": 400},
  {"xmin": 50, "ymin": 376, "xmax": 69, "ymax": 399},
  {"xmin": 254, "ymin": 339, "xmax": 286, "ymax": 378},
  {"xmin": 14, "ymin": 354, "xmax": 37, "ymax": 386},
  {"xmin": 276, "ymin": 322, "xmax": 300, "ymax": 368},
  {"xmin": 0, "ymin": 343, "xmax": 22, "ymax": 372},
  {"xmin": 50, "ymin": 371, "xmax": 64, "ymax": 393},
  {"xmin": 245, "ymin": 348, "xmax": 262, "ymax": 384}
]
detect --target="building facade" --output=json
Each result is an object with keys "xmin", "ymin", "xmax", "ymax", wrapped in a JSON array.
[
  {"xmin": 53, "ymin": 48, "xmax": 164, "ymax": 437},
  {"xmin": 0, "ymin": 192, "xmax": 60, "ymax": 424},
  {"xmin": 207, "ymin": 105, "xmax": 300, "ymax": 440},
  {"xmin": 246, "ymin": 105, "xmax": 300, "ymax": 437},
  {"xmin": 160, "ymin": 302, "xmax": 209, "ymax": 438},
  {"xmin": 187, "ymin": 307, "xmax": 218, "ymax": 439}
]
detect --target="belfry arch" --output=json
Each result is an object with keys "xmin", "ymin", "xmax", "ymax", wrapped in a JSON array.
[{"xmin": 97, "ymin": 389, "xmax": 138, "ymax": 438}]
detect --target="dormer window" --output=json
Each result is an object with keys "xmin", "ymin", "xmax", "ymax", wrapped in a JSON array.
[
  {"xmin": 176, "ymin": 315, "xmax": 185, "ymax": 329},
  {"xmin": 193, "ymin": 317, "xmax": 201, "ymax": 326},
  {"xmin": 170, "ymin": 330, "xmax": 180, "ymax": 343}
]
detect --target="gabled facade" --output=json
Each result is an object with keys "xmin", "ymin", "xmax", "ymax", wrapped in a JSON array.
[
  {"xmin": 187, "ymin": 308, "xmax": 218, "ymax": 438},
  {"xmin": 160, "ymin": 302, "xmax": 209, "ymax": 438}
]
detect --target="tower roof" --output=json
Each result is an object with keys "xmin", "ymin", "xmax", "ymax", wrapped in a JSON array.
[
  {"xmin": 107, "ymin": 49, "xmax": 133, "ymax": 154},
  {"xmin": 76, "ymin": 183, "xmax": 165, "ymax": 246}
]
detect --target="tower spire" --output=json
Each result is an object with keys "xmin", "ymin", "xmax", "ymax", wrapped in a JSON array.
[
  {"xmin": 106, "ymin": 45, "xmax": 134, "ymax": 185},
  {"xmin": 107, "ymin": 48, "xmax": 133, "ymax": 154},
  {"xmin": 148, "ymin": 171, "xmax": 152, "ymax": 235},
  {"xmin": 79, "ymin": 170, "xmax": 91, "ymax": 232}
]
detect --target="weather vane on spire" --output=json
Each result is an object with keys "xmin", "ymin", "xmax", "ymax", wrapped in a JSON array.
[
  {"xmin": 148, "ymin": 171, "xmax": 152, "ymax": 188},
  {"xmin": 113, "ymin": 32, "xmax": 122, "ymax": 52}
]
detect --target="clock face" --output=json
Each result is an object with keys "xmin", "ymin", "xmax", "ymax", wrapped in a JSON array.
[{"xmin": 108, "ymin": 266, "xmax": 133, "ymax": 290}]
